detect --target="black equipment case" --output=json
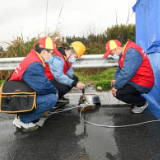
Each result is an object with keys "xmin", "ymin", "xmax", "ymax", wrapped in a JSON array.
[{"xmin": 0, "ymin": 81, "xmax": 36, "ymax": 114}]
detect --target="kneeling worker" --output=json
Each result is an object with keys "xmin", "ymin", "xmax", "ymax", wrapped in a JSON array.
[
  {"xmin": 10, "ymin": 37, "xmax": 58, "ymax": 131},
  {"xmin": 103, "ymin": 40, "xmax": 154, "ymax": 113},
  {"xmin": 45, "ymin": 41, "xmax": 86, "ymax": 102}
]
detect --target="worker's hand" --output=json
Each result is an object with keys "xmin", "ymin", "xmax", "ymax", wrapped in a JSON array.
[
  {"xmin": 56, "ymin": 93, "xmax": 59, "ymax": 99},
  {"xmin": 112, "ymin": 87, "xmax": 117, "ymax": 97},
  {"xmin": 111, "ymin": 80, "xmax": 116, "ymax": 87},
  {"xmin": 76, "ymin": 82, "xmax": 85, "ymax": 90}
]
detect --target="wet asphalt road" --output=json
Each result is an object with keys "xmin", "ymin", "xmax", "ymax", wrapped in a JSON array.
[{"xmin": 0, "ymin": 88, "xmax": 160, "ymax": 160}]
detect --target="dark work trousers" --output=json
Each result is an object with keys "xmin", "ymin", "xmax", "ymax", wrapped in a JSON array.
[
  {"xmin": 49, "ymin": 75, "xmax": 78, "ymax": 99},
  {"xmin": 116, "ymin": 83, "xmax": 146, "ymax": 107}
]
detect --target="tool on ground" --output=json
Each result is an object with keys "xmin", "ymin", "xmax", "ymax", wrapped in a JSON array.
[
  {"xmin": 82, "ymin": 89, "xmax": 86, "ymax": 103},
  {"xmin": 77, "ymin": 89, "xmax": 96, "ymax": 111}
]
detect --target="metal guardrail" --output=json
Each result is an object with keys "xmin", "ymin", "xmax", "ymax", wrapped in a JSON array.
[
  {"xmin": 0, "ymin": 54, "xmax": 118, "ymax": 71},
  {"xmin": 72, "ymin": 54, "xmax": 118, "ymax": 68}
]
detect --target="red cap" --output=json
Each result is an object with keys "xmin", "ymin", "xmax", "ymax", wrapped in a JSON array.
[
  {"xmin": 102, "ymin": 40, "xmax": 121, "ymax": 58},
  {"xmin": 37, "ymin": 37, "xmax": 60, "ymax": 55},
  {"xmin": 38, "ymin": 37, "xmax": 56, "ymax": 50}
]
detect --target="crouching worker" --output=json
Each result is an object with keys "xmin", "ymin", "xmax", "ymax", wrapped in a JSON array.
[
  {"xmin": 45, "ymin": 41, "xmax": 86, "ymax": 103},
  {"xmin": 103, "ymin": 40, "xmax": 154, "ymax": 113},
  {"xmin": 10, "ymin": 37, "xmax": 58, "ymax": 131}
]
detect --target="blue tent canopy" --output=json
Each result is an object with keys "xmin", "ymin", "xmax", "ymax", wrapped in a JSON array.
[
  {"xmin": 133, "ymin": 0, "xmax": 160, "ymax": 119},
  {"xmin": 133, "ymin": 0, "xmax": 160, "ymax": 54}
]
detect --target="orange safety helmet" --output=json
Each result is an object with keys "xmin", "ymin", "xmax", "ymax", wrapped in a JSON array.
[{"xmin": 71, "ymin": 41, "xmax": 86, "ymax": 59}]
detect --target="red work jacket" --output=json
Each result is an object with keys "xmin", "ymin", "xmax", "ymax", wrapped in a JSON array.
[{"xmin": 10, "ymin": 50, "xmax": 44, "ymax": 81}]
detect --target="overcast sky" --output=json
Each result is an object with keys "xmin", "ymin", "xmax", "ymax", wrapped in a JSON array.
[{"xmin": 0, "ymin": 0, "xmax": 136, "ymax": 43}]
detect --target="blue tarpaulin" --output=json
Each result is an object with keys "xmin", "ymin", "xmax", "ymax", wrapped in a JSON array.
[
  {"xmin": 133, "ymin": 0, "xmax": 160, "ymax": 119},
  {"xmin": 133, "ymin": 0, "xmax": 160, "ymax": 54}
]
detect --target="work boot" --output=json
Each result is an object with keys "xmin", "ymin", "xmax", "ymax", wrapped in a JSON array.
[
  {"xmin": 131, "ymin": 101, "xmax": 148, "ymax": 114},
  {"xmin": 13, "ymin": 116, "xmax": 39, "ymax": 132},
  {"xmin": 57, "ymin": 96, "xmax": 69, "ymax": 103}
]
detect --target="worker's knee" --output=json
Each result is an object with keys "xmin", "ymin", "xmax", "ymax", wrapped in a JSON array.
[
  {"xmin": 116, "ymin": 90, "xmax": 122, "ymax": 100},
  {"xmin": 47, "ymin": 94, "xmax": 57, "ymax": 106},
  {"xmin": 36, "ymin": 93, "xmax": 57, "ymax": 108}
]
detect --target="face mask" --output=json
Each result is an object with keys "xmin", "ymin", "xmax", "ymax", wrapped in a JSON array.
[
  {"xmin": 112, "ymin": 54, "xmax": 120, "ymax": 60},
  {"xmin": 45, "ymin": 56, "xmax": 54, "ymax": 63},
  {"xmin": 67, "ymin": 50, "xmax": 76, "ymax": 60},
  {"xmin": 68, "ymin": 57, "xmax": 76, "ymax": 63},
  {"xmin": 111, "ymin": 48, "xmax": 120, "ymax": 60}
]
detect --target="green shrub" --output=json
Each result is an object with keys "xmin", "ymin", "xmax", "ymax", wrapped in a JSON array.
[
  {"xmin": 100, "ymin": 68, "xmax": 115, "ymax": 80},
  {"xmin": 88, "ymin": 75, "xmax": 100, "ymax": 80},
  {"xmin": 94, "ymin": 80, "xmax": 112, "ymax": 90}
]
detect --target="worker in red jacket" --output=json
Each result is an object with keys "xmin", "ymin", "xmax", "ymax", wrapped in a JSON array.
[
  {"xmin": 103, "ymin": 40, "xmax": 154, "ymax": 113},
  {"xmin": 11, "ymin": 37, "xmax": 58, "ymax": 131}
]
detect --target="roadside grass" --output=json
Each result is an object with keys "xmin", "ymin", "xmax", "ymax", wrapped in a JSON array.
[
  {"xmin": 74, "ymin": 67, "xmax": 116, "ymax": 90},
  {"xmin": 0, "ymin": 68, "xmax": 116, "ymax": 90}
]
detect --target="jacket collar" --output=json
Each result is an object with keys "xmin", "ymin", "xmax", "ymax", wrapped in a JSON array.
[{"xmin": 35, "ymin": 51, "xmax": 46, "ymax": 67}]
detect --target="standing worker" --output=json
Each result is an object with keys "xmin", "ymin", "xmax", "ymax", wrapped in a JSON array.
[
  {"xmin": 103, "ymin": 40, "xmax": 154, "ymax": 113},
  {"xmin": 11, "ymin": 37, "xmax": 58, "ymax": 131},
  {"xmin": 45, "ymin": 41, "xmax": 86, "ymax": 102}
]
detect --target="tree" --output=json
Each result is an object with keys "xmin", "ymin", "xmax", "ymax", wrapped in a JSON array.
[{"xmin": 104, "ymin": 24, "xmax": 135, "ymax": 44}]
